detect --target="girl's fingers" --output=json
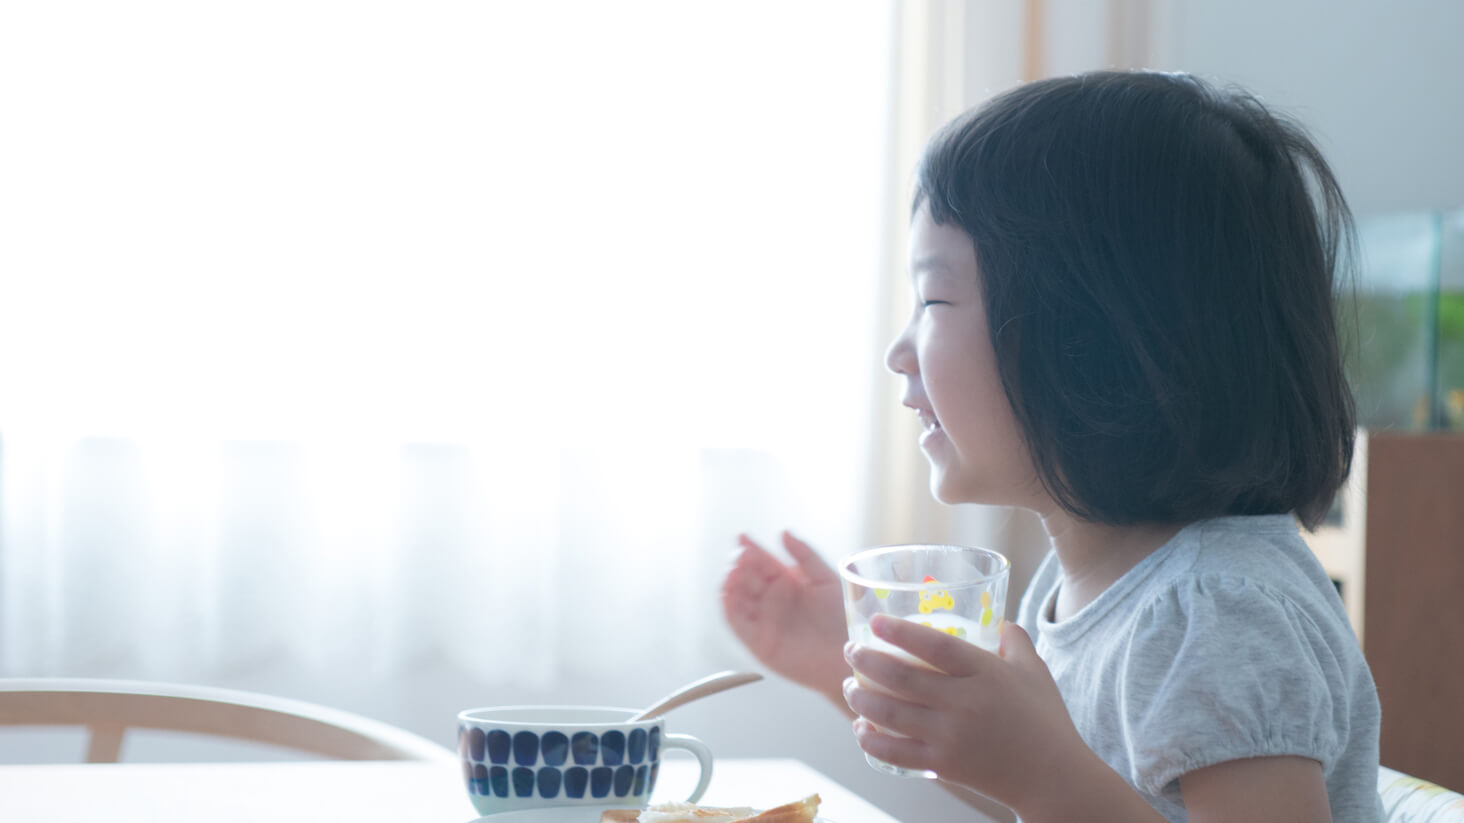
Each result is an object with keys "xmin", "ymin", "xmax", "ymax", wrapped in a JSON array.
[
  {"xmin": 842, "ymin": 677, "xmax": 943, "ymax": 740},
  {"xmin": 717, "ymin": 574, "xmax": 755, "ymax": 612},
  {"xmin": 852, "ymin": 718, "xmax": 935, "ymax": 774},
  {"xmin": 730, "ymin": 535, "xmax": 785, "ymax": 586},
  {"xmin": 869, "ymin": 614, "xmax": 992, "ymax": 678},
  {"xmin": 781, "ymin": 530, "xmax": 837, "ymax": 583},
  {"xmin": 843, "ymin": 643, "xmax": 947, "ymax": 704},
  {"xmin": 998, "ymin": 620, "xmax": 1037, "ymax": 664},
  {"xmin": 736, "ymin": 533, "xmax": 767, "ymax": 553},
  {"xmin": 723, "ymin": 563, "xmax": 769, "ymax": 601}
]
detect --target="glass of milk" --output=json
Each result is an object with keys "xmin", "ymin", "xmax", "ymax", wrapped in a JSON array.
[{"xmin": 838, "ymin": 544, "xmax": 1010, "ymax": 778}]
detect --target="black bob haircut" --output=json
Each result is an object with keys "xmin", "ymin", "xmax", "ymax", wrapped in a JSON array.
[{"xmin": 915, "ymin": 70, "xmax": 1355, "ymax": 530}]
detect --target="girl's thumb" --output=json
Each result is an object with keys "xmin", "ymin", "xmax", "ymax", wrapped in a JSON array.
[{"xmin": 997, "ymin": 620, "xmax": 1037, "ymax": 664}]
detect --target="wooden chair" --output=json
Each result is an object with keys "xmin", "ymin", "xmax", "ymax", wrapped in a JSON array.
[{"xmin": 0, "ymin": 678, "xmax": 454, "ymax": 763}]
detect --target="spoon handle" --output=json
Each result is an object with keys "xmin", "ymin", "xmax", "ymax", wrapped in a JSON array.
[{"xmin": 629, "ymin": 671, "xmax": 763, "ymax": 721}]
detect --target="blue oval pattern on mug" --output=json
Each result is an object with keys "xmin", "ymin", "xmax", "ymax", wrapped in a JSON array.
[
  {"xmin": 633, "ymin": 764, "xmax": 648, "ymax": 796},
  {"xmin": 537, "ymin": 767, "xmax": 562, "ymax": 798},
  {"xmin": 541, "ymin": 731, "xmax": 569, "ymax": 766},
  {"xmin": 571, "ymin": 732, "xmax": 598, "ymax": 765},
  {"xmin": 512, "ymin": 767, "xmax": 535, "ymax": 797},
  {"xmin": 465, "ymin": 724, "xmax": 665, "ymax": 766},
  {"xmin": 490, "ymin": 766, "xmax": 509, "ymax": 797},
  {"xmin": 513, "ymin": 732, "xmax": 539, "ymax": 766},
  {"xmin": 628, "ymin": 728, "xmax": 646, "ymax": 764},
  {"xmin": 486, "ymin": 730, "xmax": 511, "ymax": 765},
  {"xmin": 613, "ymin": 765, "xmax": 635, "ymax": 797},
  {"xmin": 460, "ymin": 721, "xmax": 668, "ymax": 805},
  {"xmin": 601, "ymin": 730, "xmax": 625, "ymax": 766},
  {"xmin": 590, "ymin": 767, "xmax": 613, "ymax": 798},
  {"xmin": 564, "ymin": 766, "xmax": 589, "ymax": 798},
  {"xmin": 465, "ymin": 766, "xmax": 657, "ymax": 800},
  {"xmin": 468, "ymin": 727, "xmax": 485, "ymax": 762}
]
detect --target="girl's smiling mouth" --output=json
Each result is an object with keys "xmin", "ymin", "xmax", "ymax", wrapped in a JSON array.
[{"xmin": 917, "ymin": 410, "xmax": 945, "ymax": 448}]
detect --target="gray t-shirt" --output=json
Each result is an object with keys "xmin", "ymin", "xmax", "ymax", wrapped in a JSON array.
[{"xmin": 1015, "ymin": 515, "xmax": 1382, "ymax": 822}]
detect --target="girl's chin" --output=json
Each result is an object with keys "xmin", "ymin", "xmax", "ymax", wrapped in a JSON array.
[
  {"xmin": 931, "ymin": 472, "xmax": 1040, "ymax": 511},
  {"xmin": 927, "ymin": 469, "xmax": 970, "ymax": 505},
  {"xmin": 929, "ymin": 464, "xmax": 1014, "ymax": 508}
]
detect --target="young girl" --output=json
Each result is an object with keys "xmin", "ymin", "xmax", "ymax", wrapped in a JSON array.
[{"xmin": 722, "ymin": 71, "xmax": 1381, "ymax": 822}]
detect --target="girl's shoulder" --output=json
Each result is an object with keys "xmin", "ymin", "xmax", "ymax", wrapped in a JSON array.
[
  {"xmin": 1123, "ymin": 514, "xmax": 1363, "ymax": 667},
  {"xmin": 1020, "ymin": 513, "xmax": 1351, "ymax": 651},
  {"xmin": 1146, "ymin": 513, "xmax": 1340, "ymax": 617}
]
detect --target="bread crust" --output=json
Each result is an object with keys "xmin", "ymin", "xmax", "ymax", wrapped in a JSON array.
[
  {"xmin": 599, "ymin": 794, "xmax": 820, "ymax": 823},
  {"xmin": 738, "ymin": 794, "xmax": 820, "ymax": 823}
]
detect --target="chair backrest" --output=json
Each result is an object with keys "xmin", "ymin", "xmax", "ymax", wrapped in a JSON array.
[
  {"xmin": 1380, "ymin": 765, "xmax": 1464, "ymax": 823},
  {"xmin": 0, "ymin": 678, "xmax": 454, "ymax": 763}
]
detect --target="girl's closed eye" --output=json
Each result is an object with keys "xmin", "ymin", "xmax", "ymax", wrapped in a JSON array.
[{"xmin": 922, "ymin": 299, "xmax": 950, "ymax": 308}]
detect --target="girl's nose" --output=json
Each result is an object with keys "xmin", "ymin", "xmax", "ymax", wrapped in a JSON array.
[{"xmin": 885, "ymin": 323, "xmax": 915, "ymax": 376}]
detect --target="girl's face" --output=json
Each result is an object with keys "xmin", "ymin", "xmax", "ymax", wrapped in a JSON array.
[{"xmin": 885, "ymin": 204, "xmax": 1044, "ymax": 509}]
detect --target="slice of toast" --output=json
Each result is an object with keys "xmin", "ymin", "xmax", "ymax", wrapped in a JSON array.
[
  {"xmin": 599, "ymin": 794, "xmax": 820, "ymax": 823},
  {"xmin": 602, "ymin": 803, "xmax": 759, "ymax": 823},
  {"xmin": 736, "ymin": 794, "xmax": 820, "ymax": 823}
]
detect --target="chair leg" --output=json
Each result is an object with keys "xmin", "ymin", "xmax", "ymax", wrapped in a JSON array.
[{"xmin": 86, "ymin": 723, "xmax": 124, "ymax": 763}]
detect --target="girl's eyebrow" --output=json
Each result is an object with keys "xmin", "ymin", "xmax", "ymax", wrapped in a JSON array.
[
  {"xmin": 911, "ymin": 255, "xmax": 950, "ymax": 274},
  {"xmin": 911, "ymin": 256, "xmax": 961, "ymax": 286}
]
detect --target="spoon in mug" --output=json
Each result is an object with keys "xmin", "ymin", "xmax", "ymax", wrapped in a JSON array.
[{"xmin": 628, "ymin": 670, "xmax": 764, "ymax": 722}]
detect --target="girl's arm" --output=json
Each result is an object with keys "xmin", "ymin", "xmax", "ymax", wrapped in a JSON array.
[
  {"xmin": 842, "ymin": 616, "xmax": 1332, "ymax": 822},
  {"xmin": 1009, "ymin": 749, "xmax": 1331, "ymax": 822},
  {"xmin": 1180, "ymin": 756, "xmax": 1331, "ymax": 823}
]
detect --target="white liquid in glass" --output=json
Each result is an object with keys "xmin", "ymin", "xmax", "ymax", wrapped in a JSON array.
[
  {"xmin": 855, "ymin": 611, "xmax": 999, "ymax": 669},
  {"xmin": 849, "ymin": 611, "xmax": 1001, "ymax": 781}
]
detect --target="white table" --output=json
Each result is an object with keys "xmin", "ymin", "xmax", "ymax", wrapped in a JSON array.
[{"xmin": 0, "ymin": 757, "xmax": 901, "ymax": 823}]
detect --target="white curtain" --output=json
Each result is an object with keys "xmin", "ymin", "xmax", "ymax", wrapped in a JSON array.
[{"xmin": 0, "ymin": 1, "xmax": 893, "ymax": 688}]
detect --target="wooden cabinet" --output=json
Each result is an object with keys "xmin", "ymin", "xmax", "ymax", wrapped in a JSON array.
[{"xmin": 1302, "ymin": 430, "xmax": 1464, "ymax": 789}]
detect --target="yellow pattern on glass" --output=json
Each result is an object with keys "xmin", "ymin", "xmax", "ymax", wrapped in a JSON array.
[
  {"xmin": 917, "ymin": 576, "xmax": 955, "ymax": 614},
  {"xmin": 979, "ymin": 590, "xmax": 994, "ymax": 627},
  {"xmin": 874, "ymin": 588, "xmax": 890, "ymax": 599},
  {"xmin": 920, "ymin": 621, "xmax": 967, "ymax": 639}
]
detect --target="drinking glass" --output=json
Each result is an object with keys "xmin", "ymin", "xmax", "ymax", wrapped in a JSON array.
[{"xmin": 838, "ymin": 544, "xmax": 1010, "ymax": 778}]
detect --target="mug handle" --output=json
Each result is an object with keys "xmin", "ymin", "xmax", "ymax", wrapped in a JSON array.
[{"xmin": 661, "ymin": 733, "xmax": 714, "ymax": 804}]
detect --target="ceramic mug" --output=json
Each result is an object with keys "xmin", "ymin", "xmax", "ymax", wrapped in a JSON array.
[{"xmin": 457, "ymin": 705, "xmax": 713, "ymax": 816}]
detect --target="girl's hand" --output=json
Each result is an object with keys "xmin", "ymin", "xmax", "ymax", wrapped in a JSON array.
[
  {"xmin": 842, "ymin": 614, "xmax": 1091, "ymax": 812},
  {"xmin": 721, "ymin": 531, "xmax": 850, "ymax": 706}
]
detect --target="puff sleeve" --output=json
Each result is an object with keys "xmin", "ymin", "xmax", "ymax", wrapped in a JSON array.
[{"xmin": 1117, "ymin": 575, "xmax": 1349, "ymax": 796}]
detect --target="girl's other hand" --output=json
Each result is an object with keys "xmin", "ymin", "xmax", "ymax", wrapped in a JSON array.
[
  {"xmin": 721, "ymin": 531, "xmax": 850, "ymax": 708},
  {"xmin": 842, "ymin": 615, "xmax": 1090, "ymax": 812}
]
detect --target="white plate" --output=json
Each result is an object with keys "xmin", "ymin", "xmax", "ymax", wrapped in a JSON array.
[{"xmin": 466, "ymin": 811, "xmax": 834, "ymax": 823}]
